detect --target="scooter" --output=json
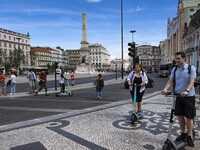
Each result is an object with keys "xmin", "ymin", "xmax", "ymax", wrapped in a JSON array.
[
  {"xmin": 131, "ymin": 83, "xmax": 142, "ymax": 124},
  {"xmin": 161, "ymin": 91, "xmax": 195, "ymax": 150},
  {"xmin": 56, "ymin": 79, "xmax": 73, "ymax": 97}
]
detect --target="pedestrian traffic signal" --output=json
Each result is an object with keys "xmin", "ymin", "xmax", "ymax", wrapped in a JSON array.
[{"xmin": 128, "ymin": 42, "xmax": 135, "ymax": 58}]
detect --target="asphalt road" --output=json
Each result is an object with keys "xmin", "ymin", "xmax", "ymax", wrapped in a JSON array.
[{"xmin": 0, "ymin": 73, "xmax": 170, "ymax": 126}]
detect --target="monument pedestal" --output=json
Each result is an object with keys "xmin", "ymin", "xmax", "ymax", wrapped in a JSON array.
[{"xmin": 76, "ymin": 63, "xmax": 95, "ymax": 74}]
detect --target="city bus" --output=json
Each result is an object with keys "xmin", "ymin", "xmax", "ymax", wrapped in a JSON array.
[{"xmin": 158, "ymin": 64, "xmax": 170, "ymax": 78}]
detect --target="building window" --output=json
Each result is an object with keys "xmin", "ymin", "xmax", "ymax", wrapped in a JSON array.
[
  {"xmin": 13, "ymin": 37, "xmax": 15, "ymax": 41},
  {"xmin": 4, "ymin": 42, "xmax": 7, "ymax": 47},
  {"xmin": 4, "ymin": 35, "xmax": 6, "ymax": 39},
  {"xmin": 190, "ymin": 9, "xmax": 194, "ymax": 12}
]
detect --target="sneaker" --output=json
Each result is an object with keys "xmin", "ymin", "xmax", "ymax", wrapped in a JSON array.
[
  {"xmin": 175, "ymin": 133, "xmax": 187, "ymax": 142},
  {"xmin": 137, "ymin": 110, "xmax": 142, "ymax": 115},
  {"xmin": 35, "ymin": 92, "xmax": 38, "ymax": 96},
  {"xmin": 97, "ymin": 96, "xmax": 100, "ymax": 99},
  {"xmin": 99, "ymin": 97, "xmax": 102, "ymax": 100},
  {"xmin": 9, "ymin": 93, "xmax": 13, "ymax": 95},
  {"xmin": 187, "ymin": 136, "xmax": 194, "ymax": 147}
]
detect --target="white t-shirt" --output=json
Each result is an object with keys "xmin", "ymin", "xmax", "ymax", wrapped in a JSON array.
[{"xmin": 11, "ymin": 74, "xmax": 17, "ymax": 83}]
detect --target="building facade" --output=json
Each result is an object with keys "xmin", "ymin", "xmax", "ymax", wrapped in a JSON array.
[
  {"xmin": 183, "ymin": 9, "xmax": 200, "ymax": 73},
  {"xmin": 66, "ymin": 50, "xmax": 80, "ymax": 71},
  {"xmin": 137, "ymin": 45, "xmax": 161, "ymax": 73},
  {"xmin": 110, "ymin": 59, "xmax": 130, "ymax": 72},
  {"xmin": 31, "ymin": 47, "xmax": 64, "ymax": 68},
  {"xmin": 89, "ymin": 43, "xmax": 110, "ymax": 70},
  {"xmin": 0, "ymin": 28, "xmax": 31, "ymax": 68},
  {"xmin": 166, "ymin": 0, "xmax": 200, "ymax": 65}
]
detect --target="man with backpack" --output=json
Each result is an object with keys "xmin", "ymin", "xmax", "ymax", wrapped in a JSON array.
[
  {"xmin": 27, "ymin": 69, "xmax": 37, "ymax": 94},
  {"xmin": 94, "ymin": 74, "xmax": 104, "ymax": 99},
  {"xmin": 162, "ymin": 52, "xmax": 196, "ymax": 147}
]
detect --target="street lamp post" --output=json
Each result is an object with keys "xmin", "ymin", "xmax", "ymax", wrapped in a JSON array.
[
  {"xmin": 130, "ymin": 30, "xmax": 136, "ymax": 42},
  {"xmin": 121, "ymin": 0, "xmax": 124, "ymax": 79}
]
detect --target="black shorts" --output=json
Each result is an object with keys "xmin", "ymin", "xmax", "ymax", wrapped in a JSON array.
[
  {"xmin": 174, "ymin": 96, "xmax": 196, "ymax": 119},
  {"xmin": 130, "ymin": 90, "xmax": 144, "ymax": 102}
]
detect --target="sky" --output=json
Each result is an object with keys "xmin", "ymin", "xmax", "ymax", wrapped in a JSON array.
[{"xmin": 0, "ymin": 0, "xmax": 178, "ymax": 60}]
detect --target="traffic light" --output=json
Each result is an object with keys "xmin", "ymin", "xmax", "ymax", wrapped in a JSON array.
[{"xmin": 128, "ymin": 42, "xmax": 135, "ymax": 58}]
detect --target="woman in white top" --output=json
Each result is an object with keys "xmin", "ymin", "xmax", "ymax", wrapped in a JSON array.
[
  {"xmin": 10, "ymin": 71, "xmax": 17, "ymax": 94},
  {"xmin": 127, "ymin": 64, "xmax": 148, "ymax": 114}
]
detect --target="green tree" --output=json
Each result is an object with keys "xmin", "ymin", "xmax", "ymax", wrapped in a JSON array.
[
  {"xmin": 30, "ymin": 51, "xmax": 37, "ymax": 66},
  {"xmin": 4, "ymin": 63, "xmax": 11, "ymax": 73},
  {"xmin": 12, "ymin": 48, "xmax": 25, "ymax": 69}
]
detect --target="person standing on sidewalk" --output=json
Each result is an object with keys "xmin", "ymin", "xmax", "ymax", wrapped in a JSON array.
[
  {"xmin": 59, "ymin": 70, "xmax": 68, "ymax": 93},
  {"xmin": 127, "ymin": 64, "xmax": 148, "ymax": 115},
  {"xmin": 27, "ymin": 69, "xmax": 37, "ymax": 94},
  {"xmin": 10, "ymin": 71, "xmax": 17, "ymax": 95},
  {"xmin": 94, "ymin": 73, "xmax": 104, "ymax": 99},
  {"xmin": 35, "ymin": 71, "xmax": 48, "ymax": 96},
  {"xmin": 0, "ymin": 70, "xmax": 7, "ymax": 96},
  {"xmin": 70, "ymin": 72, "xmax": 75, "ymax": 86},
  {"xmin": 162, "ymin": 52, "xmax": 196, "ymax": 147}
]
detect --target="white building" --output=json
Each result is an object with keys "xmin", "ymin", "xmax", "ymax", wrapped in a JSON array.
[
  {"xmin": 89, "ymin": 43, "xmax": 110, "ymax": 70},
  {"xmin": 110, "ymin": 59, "xmax": 130, "ymax": 72},
  {"xmin": 0, "ymin": 28, "xmax": 31, "ymax": 68}
]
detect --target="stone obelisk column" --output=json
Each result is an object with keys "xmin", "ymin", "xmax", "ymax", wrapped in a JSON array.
[{"xmin": 80, "ymin": 12, "xmax": 89, "ymax": 49}]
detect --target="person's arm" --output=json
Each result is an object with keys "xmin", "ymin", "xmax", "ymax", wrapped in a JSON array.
[
  {"xmin": 140, "ymin": 72, "xmax": 148, "ymax": 86},
  {"xmin": 127, "ymin": 71, "xmax": 133, "ymax": 85},
  {"xmin": 162, "ymin": 78, "xmax": 173, "ymax": 93},
  {"xmin": 181, "ymin": 66, "xmax": 196, "ymax": 96}
]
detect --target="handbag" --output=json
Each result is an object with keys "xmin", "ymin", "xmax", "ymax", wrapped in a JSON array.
[{"xmin": 7, "ymin": 80, "xmax": 11, "ymax": 87}]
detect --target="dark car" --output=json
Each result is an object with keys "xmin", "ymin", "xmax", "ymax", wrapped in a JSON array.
[
  {"xmin": 124, "ymin": 75, "xmax": 154, "ymax": 89},
  {"xmin": 194, "ymin": 73, "xmax": 200, "ymax": 87}
]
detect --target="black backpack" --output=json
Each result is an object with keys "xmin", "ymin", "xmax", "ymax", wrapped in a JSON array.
[
  {"xmin": 98, "ymin": 79, "xmax": 104, "ymax": 86},
  {"xmin": 173, "ymin": 65, "xmax": 191, "ymax": 90}
]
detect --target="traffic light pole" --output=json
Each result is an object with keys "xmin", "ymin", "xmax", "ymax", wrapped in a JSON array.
[{"xmin": 55, "ymin": 62, "xmax": 57, "ymax": 90}]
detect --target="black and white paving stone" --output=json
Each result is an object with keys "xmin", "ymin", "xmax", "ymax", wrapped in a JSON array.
[{"xmin": 0, "ymin": 94, "xmax": 200, "ymax": 150}]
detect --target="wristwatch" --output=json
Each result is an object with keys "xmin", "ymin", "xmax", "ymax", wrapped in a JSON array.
[{"xmin": 185, "ymin": 90, "xmax": 189, "ymax": 93}]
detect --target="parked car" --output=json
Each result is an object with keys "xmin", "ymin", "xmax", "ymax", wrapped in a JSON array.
[{"xmin": 124, "ymin": 75, "xmax": 154, "ymax": 89}]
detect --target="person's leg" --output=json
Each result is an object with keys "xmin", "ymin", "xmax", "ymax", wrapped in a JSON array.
[
  {"xmin": 0, "ymin": 86, "xmax": 2, "ymax": 96},
  {"xmin": 29, "ymin": 81, "xmax": 32, "ymax": 93},
  {"xmin": 63, "ymin": 84, "xmax": 65, "ymax": 93},
  {"xmin": 35, "ymin": 84, "xmax": 43, "ymax": 95},
  {"xmin": 186, "ymin": 118, "xmax": 193, "ymax": 137},
  {"xmin": 3, "ymin": 85, "xmax": 6, "ymax": 95},
  {"xmin": 10, "ymin": 82, "xmax": 13, "ymax": 94},
  {"xmin": 175, "ymin": 97, "xmax": 187, "ymax": 141},
  {"xmin": 178, "ymin": 116, "xmax": 186, "ymax": 133},
  {"xmin": 184, "ymin": 96, "xmax": 196, "ymax": 147},
  {"xmin": 44, "ymin": 83, "xmax": 48, "ymax": 95},
  {"xmin": 99, "ymin": 88, "xmax": 102, "ymax": 99},
  {"xmin": 96, "ymin": 88, "xmax": 99, "ymax": 98},
  {"xmin": 13, "ymin": 83, "xmax": 16, "ymax": 94}
]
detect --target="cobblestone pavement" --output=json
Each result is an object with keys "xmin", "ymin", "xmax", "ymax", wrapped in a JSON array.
[{"xmin": 0, "ymin": 93, "xmax": 200, "ymax": 150}]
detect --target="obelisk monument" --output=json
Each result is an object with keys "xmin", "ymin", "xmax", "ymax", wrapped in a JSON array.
[
  {"xmin": 80, "ymin": 13, "xmax": 89, "ymax": 49},
  {"xmin": 76, "ymin": 12, "xmax": 95, "ymax": 73}
]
